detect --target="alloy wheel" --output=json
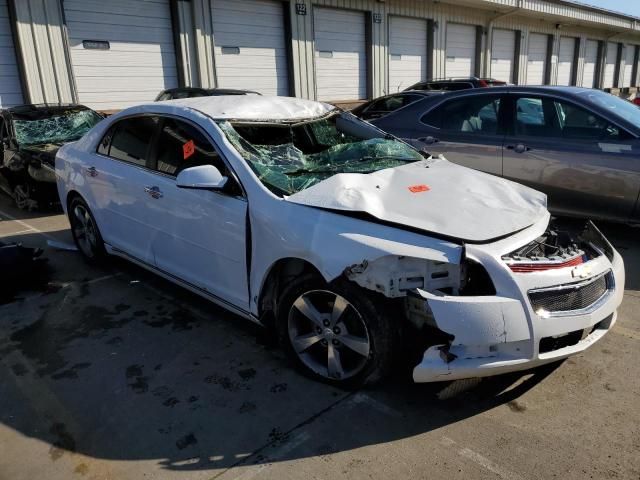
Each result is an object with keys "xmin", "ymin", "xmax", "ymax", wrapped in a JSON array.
[
  {"xmin": 288, "ymin": 289, "xmax": 371, "ymax": 380},
  {"xmin": 72, "ymin": 204, "xmax": 98, "ymax": 257}
]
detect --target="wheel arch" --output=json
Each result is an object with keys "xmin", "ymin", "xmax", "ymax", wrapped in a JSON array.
[{"xmin": 256, "ymin": 257, "xmax": 325, "ymax": 328}]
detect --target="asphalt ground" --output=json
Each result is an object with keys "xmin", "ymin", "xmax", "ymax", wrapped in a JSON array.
[{"xmin": 0, "ymin": 194, "xmax": 638, "ymax": 480}]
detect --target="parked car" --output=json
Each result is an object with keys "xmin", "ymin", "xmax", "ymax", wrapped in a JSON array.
[
  {"xmin": 404, "ymin": 77, "xmax": 507, "ymax": 92},
  {"xmin": 155, "ymin": 87, "xmax": 261, "ymax": 101},
  {"xmin": 0, "ymin": 104, "xmax": 103, "ymax": 210},
  {"xmin": 56, "ymin": 95, "xmax": 623, "ymax": 386},
  {"xmin": 351, "ymin": 91, "xmax": 443, "ymax": 121},
  {"xmin": 631, "ymin": 97, "xmax": 640, "ymax": 107},
  {"xmin": 370, "ymin": 86, "xmax": 640, "ymax": 223}
]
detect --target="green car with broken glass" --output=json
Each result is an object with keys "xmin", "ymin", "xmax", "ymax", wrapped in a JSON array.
[{"xmin": 0, "ymin": 104, "xmax": 103, "ymax": 210}]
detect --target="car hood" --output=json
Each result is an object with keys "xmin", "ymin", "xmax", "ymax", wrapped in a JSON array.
[{"xmin": 286, "ymin": 157, "xmax": 548, "ymax": 243}]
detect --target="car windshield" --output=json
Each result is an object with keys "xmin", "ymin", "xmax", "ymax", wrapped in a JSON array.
[
  {"xmin": 217, "ymin": 113, "xmax": 423, "ymax": 195},
  {"xmin": 581, "ymin": 90, "xmax": 640, "ymax": 130},
  {"xmin": 12, "ymin": 108, "xmax": 102, "ymax": 146}
]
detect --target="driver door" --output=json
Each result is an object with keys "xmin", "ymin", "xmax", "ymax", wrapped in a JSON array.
[{"xmin": 142, "ymin": 116, "xmax": 249, "ymax": 311}]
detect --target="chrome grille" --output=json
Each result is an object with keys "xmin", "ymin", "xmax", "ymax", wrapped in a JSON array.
[{"xmin": 529, "ymin": 272, "xmax": 611, "ymax": 314}]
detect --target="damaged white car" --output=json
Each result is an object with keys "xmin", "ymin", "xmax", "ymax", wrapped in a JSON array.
[{"xmin": 55, "ymin": 96, "xmax": 624, "ymax": 386}]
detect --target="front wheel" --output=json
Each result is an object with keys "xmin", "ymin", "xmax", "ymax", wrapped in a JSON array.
[
  {"xmin": 277, "ymin": 275, "xmax": 396, "ymax": 387},
  {"xmin": 68, "ymin": 196, "xmax": 106, "ymax": 263}
]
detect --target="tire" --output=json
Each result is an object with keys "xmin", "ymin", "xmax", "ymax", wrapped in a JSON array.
[
  {"xmin": 276, "ymin": 273, "xmax": 396, "ymax": 387},
  {"xmin": 68, "ymin": 196, "xmax": 106, "ymax": 263}
]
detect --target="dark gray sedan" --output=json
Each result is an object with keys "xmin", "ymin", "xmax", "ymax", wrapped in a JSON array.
[{"xmin": 367, "ymin": 86, "xmax": 640, "ymax": 223}]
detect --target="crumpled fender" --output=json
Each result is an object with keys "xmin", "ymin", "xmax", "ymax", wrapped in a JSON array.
[{"xmin": 249, "ymin": 203, "xmax": 464, "ymax": 314}]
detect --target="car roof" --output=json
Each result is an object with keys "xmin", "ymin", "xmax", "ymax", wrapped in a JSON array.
[{"xmin": 145, "ymin": 95, "xmax": 336, "ymax": 121}]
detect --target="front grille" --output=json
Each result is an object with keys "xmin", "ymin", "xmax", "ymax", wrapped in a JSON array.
[{"xmin": 529, "ymin": 272, "xmax": 611, "ymax": 314}]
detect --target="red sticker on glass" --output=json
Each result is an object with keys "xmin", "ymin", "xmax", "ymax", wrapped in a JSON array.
[
  {"xmin": 183, "ymin": 140, "xmax": 195, "ymax": 160},
  {"xmin": 408, "ymin": 184, "xmax": 430, "ymax": 193}
]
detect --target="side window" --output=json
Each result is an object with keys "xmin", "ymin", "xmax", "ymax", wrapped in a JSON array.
[
  {"xmin": 153, "ymin": 118, "xmax": 242, "ymax": 196},
  {"xmin": 434, "ymin": 96, "xmax": 501, "ymax": 134},
  {"xmin": 554, "ymin": 100, "xmax": 630, "ymax": 141},
  {"xmin": 104, "ymin": 117, "xmax": 158, "ymax": 167}
]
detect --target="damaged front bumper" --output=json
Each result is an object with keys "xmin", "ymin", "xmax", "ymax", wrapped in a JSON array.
[{"xmin": 411, "ymin": 223, "xmax": 625, "ymax": 383}]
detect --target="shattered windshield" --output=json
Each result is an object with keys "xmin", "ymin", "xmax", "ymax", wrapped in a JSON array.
[
  {"xmin": 217, "ymin": 113, "xmax": 423, "ymax": 195},
  {"xmin": 12, "ymin": 109, "xmax": 103, "ymax": 146}
]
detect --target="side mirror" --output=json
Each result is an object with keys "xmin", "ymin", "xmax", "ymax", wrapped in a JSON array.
[{"xmin": 176, "ymin": 165, "xmax": 228, "ymax": 190}]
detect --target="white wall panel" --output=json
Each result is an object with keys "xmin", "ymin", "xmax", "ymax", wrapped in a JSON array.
[
  {"xmin": 65, "ymin": 0, "xmax": 178, "ymax": 109},
  {"xmin": 491, "ymin": 29, "xmax": 515, "ymax": 82},
  {"xmin": 388, "ymin": 16, "xmax": 427, "ymax": 92},
  {"xmin": 581, "ymin": 39, "xmax": 598, "ymax": 88},
  {"xmin": 526, "ymin": 33, "xmax": 547, "ymax": 84},
  {"xmin": 0, "ymin": 0, "xmax": 21, "ymax": 107},
  {"xmin": 603, "ymin": 41, "xmax": 617, "ymax": 88},
  {"xmin": 212, "ymin": 0, "xmax": 289, "ymax": 96},
  {"xmin": 445, "ymin": 23, "xmax": 476, "ymax": 78},
  {"xmin": 556, "ymin": 36, "xmax": 575, "ymax": 85},
  {"xmin": 313, "ymin": 7, "xmax": 367, "ymax": 100},
  {"xmin": 622, "ymin": 44, "xmax": 634, "ymax": 88}
]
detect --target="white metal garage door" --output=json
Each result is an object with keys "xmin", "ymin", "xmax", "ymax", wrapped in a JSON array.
[
  {"xmin": 603, "ymin": 42, "xmax": 617, "ymax": 89},
  {"xmin": 490, "ymin": 29, "xmax": 515, "ymax": 83},
  {"xmin": 622, "ymin": 44, "xmax": 635, "ymax": 88},
  {"xmin": 445, "ymin": 23, "xmax": 476, "ymax": 78},
  {"xmin": 526, "ymin": 33, "xmax": 547, "ymax": 85},
  {"xmin": 581, "ymin": 39, "xmax": 598, "ymax": 88},
  {"xmin": 212, "ymin": 0, "xmax": 289, "ymax": 96},
  {"xmin": 0, "ymin": 0, "xmax": 22, "ymax": 107},
  {"xmin": 556, "ymin": 37, "xmax": 575, "ymax": 86},
  {"xmin": 314, "ymin": 7, "xmax": 367, "ymax": 101},
  {"xmin": 65, "ymin": 0, "xmax": 178, "ymax": 110},
  {"xmin": 388, "ymin": 16, "xmax": 427, "ymax": 93}
]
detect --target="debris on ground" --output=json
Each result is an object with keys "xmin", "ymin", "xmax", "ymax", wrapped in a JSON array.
[{"xmin": 0, "ymin": 241, "xmax": 49, "ymax": 303}]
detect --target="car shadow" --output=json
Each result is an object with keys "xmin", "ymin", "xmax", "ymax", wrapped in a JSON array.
[{"xmin": 0, "ymin": 217, "xmax": 635, "ymax": 474}]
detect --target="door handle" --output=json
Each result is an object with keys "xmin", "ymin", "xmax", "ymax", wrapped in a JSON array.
[
  {"xmin": 85, "ymin": 166, "xmax": 98, "ymax": 177},
  {"xmin": 506, "ymin": 143, "xmax": 530, "ymax": 153},
  {"xmin": 418, "ymin": 136, "xmax": 439, "ymax": 145},
  {"xmin": 144, "ymin": 186, "xmax": 163, "ymax": 199}
]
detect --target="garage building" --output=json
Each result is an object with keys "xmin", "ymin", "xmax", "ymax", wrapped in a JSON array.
[{"xmin": 1, "ymin": 0, "xmax": 640, "ymax": 109}]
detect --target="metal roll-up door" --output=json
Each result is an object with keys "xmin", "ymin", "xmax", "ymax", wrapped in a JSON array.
[
  {"xmin": 445, "ymin": 23, "xmax": 476, "ymax": 78},
  {"xmin": 581, "ymin": 40, "xmax": 598, "ymax": 88},
  {"xmin": 64, "ymin": 0, "xmax": 178, "ymax": 110},
  {"xmin": 388, "ymin": 16, "xmax": 427, "ymax": 93},
  {"xmin": 526, "ymin": 33, "xmax": 547, "ymax": 85},
  {"xmin": 622, "ymin": 44, "xmax": 634, "ymax": 88},
  {"xmin": 0, "ymin": 0, "xmax": 22, "ymax": 107},
  {"xmin": 212, "ymin": 0, "xmax": 289, "ymax": 96},
  {"xmin": 491, "ymin": 29, "xmax": 516, "ymax": 83},
  {"xmin": 557, "ymin": 37, "xmax": 575, "ymax": 86},
  {"xmin": 314, "ymin": 7, "xmax": 367, "ymax": 101},
  {"xmin": 603, "ymin": 42, "xmax": 617, "ymax": 89}
]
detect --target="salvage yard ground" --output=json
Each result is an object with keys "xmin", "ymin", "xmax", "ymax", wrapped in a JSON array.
[{"xmin": 0, "ymin": 195, "xmax": 639, "ymax": 480}]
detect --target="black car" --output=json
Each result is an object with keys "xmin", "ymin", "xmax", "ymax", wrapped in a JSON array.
[
  {"xmin": 155, "ymin": 87, "xmax": 261, "ymax": 101},
  {"xmin": 0, "ymin": 104, "xmax": 103, "ymax": 210},
  {"xmin": 405, "ymin": 77, "xmax": 507, "ymax": 92},
  {"xmin": 351, "ymin": 91, "xmax": 443, "ymax": 121}
]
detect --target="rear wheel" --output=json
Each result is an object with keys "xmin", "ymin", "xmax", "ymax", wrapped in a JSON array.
[
  {"xmin": 277, "ymin": 274, "xmax": 396, "ymax": 387},
  {"xmin": 68, "ymin": 196, "xmax": 106, "ymax": 263}
]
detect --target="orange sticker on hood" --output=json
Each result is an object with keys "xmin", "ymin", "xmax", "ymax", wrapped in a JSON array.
[
  {"xmin": 408, "ymin": 184, "xmax": 430, "ymax": 193},
  {"xmin": 183, "ymin": 140, "xmax": 195, "ymax": 159}
]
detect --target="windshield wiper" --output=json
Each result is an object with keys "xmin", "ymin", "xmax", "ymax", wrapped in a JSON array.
[
  {"xmin": 284, "ymin": 168, "xmax": 337, "ymax": 177},
  {"xmin": 357, "ymin": 155, "xmax": 420, "ymax": 163}
]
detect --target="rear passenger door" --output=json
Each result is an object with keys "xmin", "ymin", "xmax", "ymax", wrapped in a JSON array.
[
  {"xmin": 416, "ymin": 93, "xmax": 505, "ymax": 176},
  {"xmin": 91, "ymin": 116, "xmax": 160, "ymax": 264},
  {"xmin": 502, "ymin": 94, "xmax": 640, "ymax": 220}
]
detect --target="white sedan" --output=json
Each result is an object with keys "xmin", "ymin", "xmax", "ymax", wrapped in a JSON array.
[{"xmin": 55, "ymin": 95, "xmax": 624, "ymax": 386}]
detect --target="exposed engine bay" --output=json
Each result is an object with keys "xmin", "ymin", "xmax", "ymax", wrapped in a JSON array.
[{"xmin": 501, "ymin": 218, "xmax": 608, "ymax": 273}]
